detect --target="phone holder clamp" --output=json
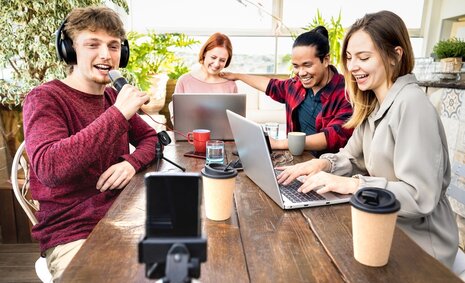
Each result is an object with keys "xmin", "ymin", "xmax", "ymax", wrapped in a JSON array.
[{"xmin": 139, "ymin": 236, "xmax": 207, "ymax": 282}]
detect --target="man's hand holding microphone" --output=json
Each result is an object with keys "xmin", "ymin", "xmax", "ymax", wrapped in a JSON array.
[
  {"xmin": 97, "ymin": 70, "xmax": 151, "ymax": 192},
  {"xmin": 109, "ymin": 70, "xmax": 149, "ymax": 120}
]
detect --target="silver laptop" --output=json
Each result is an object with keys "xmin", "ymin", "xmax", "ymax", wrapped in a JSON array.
[
  {"xmin": 226, "ymin": 110, "xmax": 351, "ymax": 209},
  {"xmin": 173, "ymin": 93, "xmax": 246, "ymax": 141}
]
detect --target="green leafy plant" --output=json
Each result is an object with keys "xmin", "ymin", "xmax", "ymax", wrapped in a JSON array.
[
  {"xmin": 433, "ymin": 37, "xmax": 465, "ymax": 60},
  {"xmin": 0, "ymin": 1, "xmax": 129, "ymax": 107},
  {"xmin": 303, "ymin": 9, "xmax": 344, "ymax": 67},
  {"xmin": 125, "ymin": 30, "xmax": 199, "ymax": 92},
  {"xmin": 168, "ymin": 63, "xmax": 190, "ymax": 80}
]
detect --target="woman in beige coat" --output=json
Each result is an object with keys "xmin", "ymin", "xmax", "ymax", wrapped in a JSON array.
[{"xmin": 277, "ymin": 10, "xmax": 459, "ymax": 268}]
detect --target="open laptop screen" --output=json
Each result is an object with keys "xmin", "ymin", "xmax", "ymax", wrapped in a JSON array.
[{"xmin": 173, "ymin": 93, "xmax": 246, "ymax": 141}]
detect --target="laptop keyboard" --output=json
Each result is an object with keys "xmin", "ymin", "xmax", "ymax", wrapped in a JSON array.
[{"xmin": 274, "ymin": 169, "xmax": 326, "ymax": 203}]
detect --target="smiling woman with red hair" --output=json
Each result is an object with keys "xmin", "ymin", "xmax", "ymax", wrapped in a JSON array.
[{"xmin": 175, "ymin": 32, "xmax": 237, "ymax": 93}]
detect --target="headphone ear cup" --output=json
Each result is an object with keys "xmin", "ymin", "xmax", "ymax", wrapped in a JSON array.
[
  {"xmin": 60, "ymin": 37, "xmax": 76, "ymax": 65},
  {"xmin": 119, "ymin": 39, "xmax": 130, "ymax": 68},
  {"xmin": 55, "ymin": 18, "xmax": 76, "ymax": 65}
]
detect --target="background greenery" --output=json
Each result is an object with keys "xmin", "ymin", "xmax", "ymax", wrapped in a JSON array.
[
  {"xmin": 303, "ymin": 9, "xmax": 344, "ymax": 67},
  {"xmin": 0, "ymin": 0, "xmax": 129, "ymax": 107},
  {"xmin": 123, "ymin": 30, "xmax": 198, "ymax": 92}
]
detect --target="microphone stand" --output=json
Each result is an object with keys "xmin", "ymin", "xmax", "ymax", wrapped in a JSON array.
[{"xmin": 155, "ymin": 132, "xmax": 186, "ymax": 172}]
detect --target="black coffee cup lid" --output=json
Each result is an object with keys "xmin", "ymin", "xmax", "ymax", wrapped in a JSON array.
[
  {"xmin": 201, "ymin": 163, "xmax": 238, "ymax": 179},
  {"xmin": 350, "ymin": 188, "xmax": 401, "ymax": 214}
]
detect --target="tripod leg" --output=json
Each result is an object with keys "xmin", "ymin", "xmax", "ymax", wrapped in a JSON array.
[{"xmin": 163, "ymin": 157, "xmax": 186, "ymax": 172}]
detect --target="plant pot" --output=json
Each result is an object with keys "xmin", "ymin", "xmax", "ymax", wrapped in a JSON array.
[
  {"xmin": 159, "ymin": 78, "xmax": 177, "ymax": 130},
  {"xmin": 440, "ymin": 57, "xmax": 463, "ymax": 72},
  {"xmin": 0, "ymin": 105, "xmax": 24, "ymax": 180},
  {"xmin": 140, "ymin": 74, "xmax": 169, "ymax": 115}
]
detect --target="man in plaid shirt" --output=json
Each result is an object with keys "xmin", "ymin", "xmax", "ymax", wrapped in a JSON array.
[{"xmin": 221, "ymin": 27, "xmax": 353, "ymax": 156}]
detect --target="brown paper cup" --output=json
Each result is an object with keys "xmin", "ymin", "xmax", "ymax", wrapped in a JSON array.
[
  {"xmin": 201, "ymin": 164, "xmax": 238, "ymax": 221},
  {"xmin": 351, "ymin": 207, "xmax": 398, "ymax": 266},
  {"xmin": 203, "ymin": 177, "xmax": 236, "ymax": 221},
  {"xmin": 350, "ymin": 188, "xmax": 401, "ymax": 267}
]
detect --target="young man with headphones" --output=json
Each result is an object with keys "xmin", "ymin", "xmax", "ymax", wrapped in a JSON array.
[{"xmin": 22, "ymin": 6, "xmax": 157, "ymax": 280}]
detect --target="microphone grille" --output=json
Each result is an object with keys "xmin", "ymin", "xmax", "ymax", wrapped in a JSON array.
[{"xmin": 108, "ymin": 70, "xmax": 122, "ymax": 82}]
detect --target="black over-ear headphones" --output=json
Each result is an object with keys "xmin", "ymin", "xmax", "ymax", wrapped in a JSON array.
[{"xmin": 55, "ymin": 18, "xmax": 130, "ymax": 68}]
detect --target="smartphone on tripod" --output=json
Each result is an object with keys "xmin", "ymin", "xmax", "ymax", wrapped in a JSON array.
[
  {"xmin": 139, "ymin": 172, "xmax": 206, "ymax": 280},
  {"xmin": 144, "ymin": 172, "xmax": 201, "ymax": 237}
]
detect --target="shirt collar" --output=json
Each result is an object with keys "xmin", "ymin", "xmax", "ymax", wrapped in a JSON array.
[
  {"xmin": 372, "ymin": 74, "xmax": 417, "ymax": 121},
  {"xmin": 319, "ymin": 65, "xmax": 341, "ymax": 101}
]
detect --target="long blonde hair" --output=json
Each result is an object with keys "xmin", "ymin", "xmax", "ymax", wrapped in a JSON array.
[{"xmin": 342, "ymin": 10, "xmax": 414, "ymax": 128}]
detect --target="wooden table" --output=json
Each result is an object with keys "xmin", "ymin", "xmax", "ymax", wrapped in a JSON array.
[{"xmin": 60, "ymin": 141, "xmax": 461, "ymax": 282}]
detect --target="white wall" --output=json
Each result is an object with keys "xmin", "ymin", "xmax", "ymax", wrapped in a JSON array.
[
  {"xmin": 441, "ymin": 0, "xmax": 465, "ymax": 19},
  {"xmin": 424, "ymin": 0, "xmax": 465, "ymax": 56}
]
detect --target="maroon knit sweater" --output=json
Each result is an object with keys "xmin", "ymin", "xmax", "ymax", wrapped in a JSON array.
[{"xmin": 22, "ymin": 80, "xmax": 158, "ymax": 253}]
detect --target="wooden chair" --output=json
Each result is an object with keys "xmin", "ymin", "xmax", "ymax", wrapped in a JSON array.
[
  {"xmin": 11, "ymin": 141, "xmax": 37, "ymax": 225},
  {"xmin": 10, "ymin": 141, "xmax": 52, "ymax": 282},
  {"xmin": 448, "ymin": 163, "xmax": 465, "ymax": 281}
]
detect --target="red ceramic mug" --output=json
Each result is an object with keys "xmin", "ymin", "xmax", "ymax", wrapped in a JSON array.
[{"xmin": 187, "ymin": 129, "xmax": 211, "ymax": 153}]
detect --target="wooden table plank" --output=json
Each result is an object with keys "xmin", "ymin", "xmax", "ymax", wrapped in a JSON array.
[
  {"xmin": 232, "ymin": 151, "xmax": 344, "ymax": 283},
  {"xmin": 234, "ymin": 174, "xmax": 344, "ymax": 282},
  {"xmin": 302, "ymin": 205, "xmax": 462, "ymax": 283}
]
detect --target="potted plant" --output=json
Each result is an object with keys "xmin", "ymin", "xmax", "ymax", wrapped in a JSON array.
[
  {"xmin": 0, "ymin": 1, "xmax": 128, "ymax": 169},
  {"xmin": 303, "ymin": 9, "xmax": 344, "ymax": 67},
  {"xmin": 123, "ymin": 30, "xmax": 198, "ymax": 126},
  {"xmin": 433, "ymin": 37, "xmax": 465, "ymax": 72}
]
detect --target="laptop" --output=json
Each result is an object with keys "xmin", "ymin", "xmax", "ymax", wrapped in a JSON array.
[
  {"xmin": 226, "ymin": 110, "xmax": 351, "ymax": 209},
  {"xmin": 173, "ymin": 93, "xmax": 246, "ymax": 141}
]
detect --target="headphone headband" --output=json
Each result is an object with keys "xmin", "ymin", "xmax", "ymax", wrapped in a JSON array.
[{"xmin": 55, "ymin": 18, "xmax": 129, "ymax": 68}]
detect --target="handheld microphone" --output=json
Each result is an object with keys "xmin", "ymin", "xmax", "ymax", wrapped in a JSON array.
[
  {"xmin": 108, "ymin": 70, "xmax": 128, "ymax": 93},
  {"xmin": 108, "ymin": 70, "xmax": 149, "ymax": 105},
  {"xmin": 107, "ymin": 71, "xmax": 185, "ymax": 137}
]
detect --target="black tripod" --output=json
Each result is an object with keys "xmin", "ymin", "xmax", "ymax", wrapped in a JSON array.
[{"xmin": 155, "ymin": 131, "xmax": 186, "ymax": 172}]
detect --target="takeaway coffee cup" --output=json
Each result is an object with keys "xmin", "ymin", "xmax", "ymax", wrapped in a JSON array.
[
  {"xmin": 287, "ymin": 132, "xmax": 306, "ymax": 156},
  {"xmin": 187, "ymin": 129, "xmax": 210, "ymax": 153},
  {"xmin": 350, "ymin": 188, "xmax": 401, "ymax": 267},
  {"xmin": 201, "ymin": 163, "xmax": 238, "ymax": 221}
]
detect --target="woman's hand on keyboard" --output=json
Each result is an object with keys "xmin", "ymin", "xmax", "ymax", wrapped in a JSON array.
[
  {"xmin": 276, "ymin": 159, "xmax": 331, "ymax": 186},
  {"xmin": 298, "ymin": 171, "xmax": 359, "ymax": 195}
]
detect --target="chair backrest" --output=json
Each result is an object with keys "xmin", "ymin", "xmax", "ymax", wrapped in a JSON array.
[
  {"xmin": 11, "ymin": 141, "xmax": 38, "ymax": 226},
  {"xmin": 10, "ymin": 141, "xmax": 52, "ymax": 282}
]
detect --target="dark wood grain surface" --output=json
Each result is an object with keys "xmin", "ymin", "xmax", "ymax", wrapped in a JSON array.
[
  {"xmin": 60, "ymin": 140, "xmax": 461, "ymax": 282},
  {"xmin": 302, "ymin": 205, "xmax": 461, "ymax": 283}
]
